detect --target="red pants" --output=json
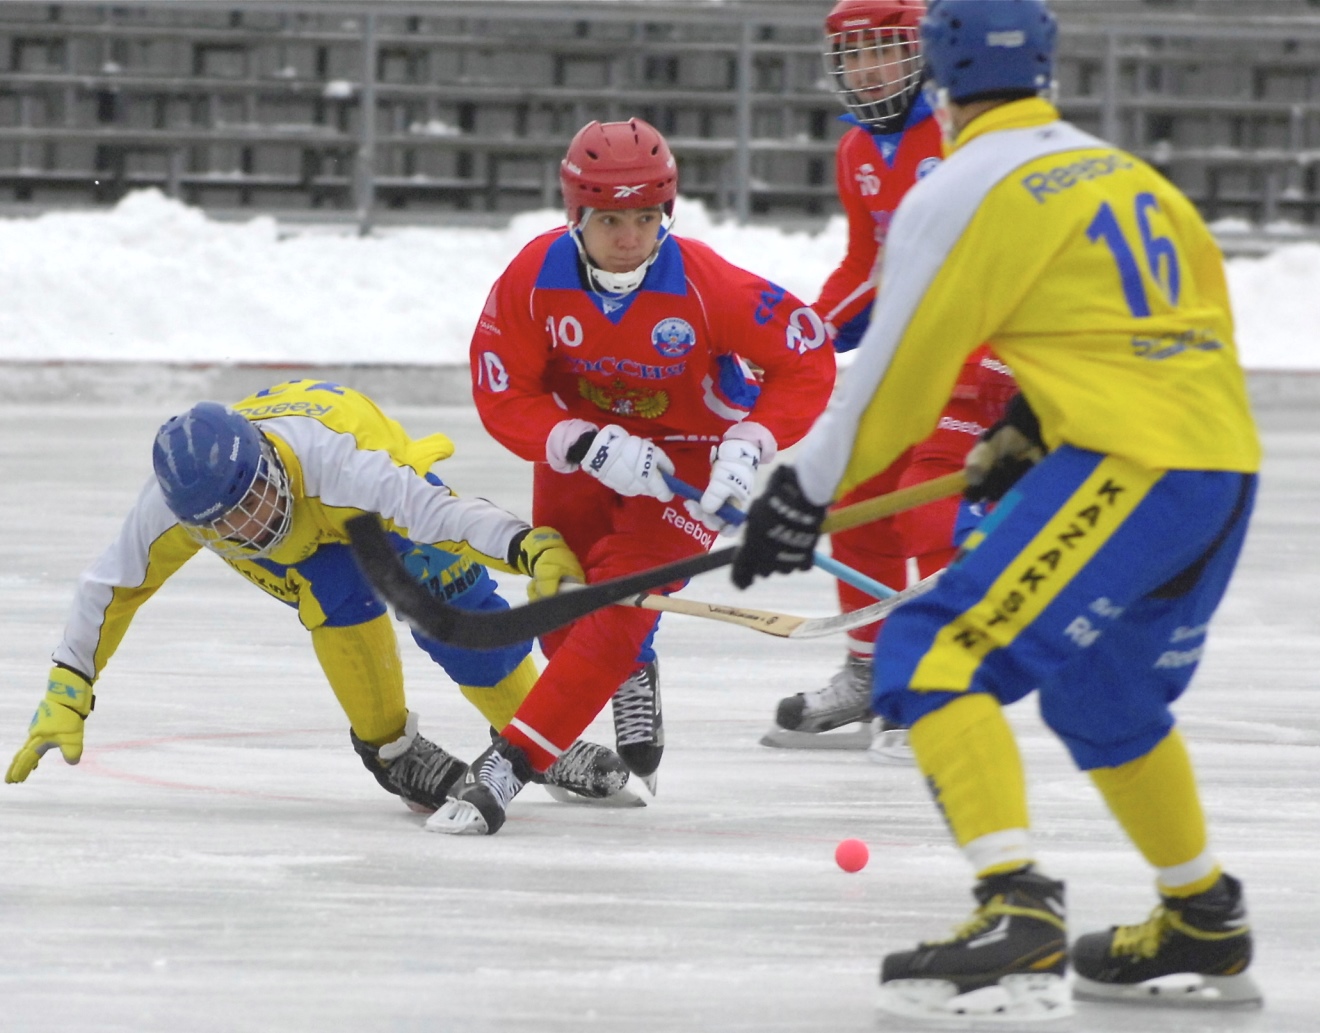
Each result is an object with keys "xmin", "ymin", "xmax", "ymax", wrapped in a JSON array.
[
  {"xmin": 830, "ymin": 397, "xmax": 981, "ymax": 657},
  {"xmin": 503, "ymin": 446, "xmax": 715, "ymax": 770}
]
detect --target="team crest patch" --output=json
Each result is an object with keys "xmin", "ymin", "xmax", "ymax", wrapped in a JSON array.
[
  {"xmin": 651, "ymin": 317, "xmax": 697, "ymax": 358},
  {"xmin": 916, "ymin": 156, "xmax": 942, "ymax": 180},
  {"xmin": 579, "ymin": 377, "xmax": 670, "ymax": 419}
]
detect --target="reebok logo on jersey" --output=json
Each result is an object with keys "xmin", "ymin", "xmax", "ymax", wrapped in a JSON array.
[
  {"xmin": 662, "ymin": 505, "xmax": 715, "ymax": 549},
  {"xmin": 234, "ymin": 401, "xmax": 333, "ymax": 420},
  {"xmin": 1021, "ymin": 153, "xmax": 1135, "ymax": 203},
  {"xmin": 937, "ymin": 416, "xmax": 985, "ymax": 437}
]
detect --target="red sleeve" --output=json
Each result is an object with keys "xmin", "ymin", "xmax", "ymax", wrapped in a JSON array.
[
  {"xmin": 813, "ymin": 129, "xmax": 879, "ymax": 337},
  {"xmin": 470, "ymin": 236, "xmax": 573, "ymax": 463},
  {"xmin": 690, "ymin": 242, "xmax": 836, "ymax": 450}
]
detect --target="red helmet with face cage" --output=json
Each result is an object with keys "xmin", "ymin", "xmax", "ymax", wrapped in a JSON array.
[
  {"xmin": 824, "ymin": 0, "xmax": 927, "ymax": 133},
  {"xmin": 560, "ymin": 118, "xmax": 678, "ymax": 225}
]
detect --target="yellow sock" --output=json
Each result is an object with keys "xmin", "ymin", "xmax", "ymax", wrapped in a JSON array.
[
  {"xmin": 909, "ymin": 693, "xmax": 1032, "ymax": 877},
  {"xmin": 459, "ymin": 654, "xmax": 540, "ymax": 730},
  {"xmin": 1088, "ymin": 728, "xmax": 1219, "ymax": 894},
  {"xmin": 311, "ymin": 616, "xmax": 407, "ymax": 746}
]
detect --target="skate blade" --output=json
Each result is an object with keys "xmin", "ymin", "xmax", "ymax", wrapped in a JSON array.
[
  {"xmin": 1073, "ymin": 971, "xmax": 1264, "ymax": 1008},
  {"xmin": 867, "ymin": 729, "xmax": 914, "ymax": 766},
  {"xmin": 423, "ymin": 799, "xmax": 491, "ymax": 835},
  {"xmin": 877, "ymin": 974, "xmax": 1074, "ymax": 1025},
  {"xmin": 760, "ymin": 724, "xmax": 871, "ymax": 750},
  {"xmin": 543, "ymin": 783, "xmax": 647, "ymax": 808}
]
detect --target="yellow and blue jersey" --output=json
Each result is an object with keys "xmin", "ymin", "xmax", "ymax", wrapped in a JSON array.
[
  {"xmin": 54, "ymin": 380, "xmax": 528, "ymax": 682},
  {"xmin": 796, "ymin": 98, "xmax": 1260, "ymax": 507}
]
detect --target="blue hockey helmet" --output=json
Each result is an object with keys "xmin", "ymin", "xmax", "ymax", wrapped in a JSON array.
[
  {"xmin": 152, "ymin": 401, "xmax": 293, "ymax": 558},
  {"xmin": 920, "ymin": 0, "xmax": 1057, "ymax": 103}
]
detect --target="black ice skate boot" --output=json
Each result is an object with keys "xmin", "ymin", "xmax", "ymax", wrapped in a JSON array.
[
  {"xmin": 350, "ymin": 711, "xmax": 467, "ymax": 814},
  {"xmin": 1072, "ymin": 872, "xmax": 1262, "ymax": 1007},
  {"xmin": 540, "ymin": 740, "xmax": 644, "ymax": 807},
  {"xmin": 611, "ymin": 660, "xmax": 663, "ymax": 793},
  {"xmin": 877, "ymin": 866, "xmax": 1071, "ymax": 1022},
  {"xmin": 426, "ymin": 736, "xmax": 534, "ymax": 835},
  {"xmin": 762, "ymin": 654, "xmax": 873, "ymax": 749}
]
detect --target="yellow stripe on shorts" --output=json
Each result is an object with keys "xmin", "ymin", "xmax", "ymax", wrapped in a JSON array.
[{"xmin": 911, "ymin": 457, "xmax": 1159, "ymax": 691}]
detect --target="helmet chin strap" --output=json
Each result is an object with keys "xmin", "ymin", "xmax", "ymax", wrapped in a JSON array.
[{"xmin": 570, "ymin": 208, "xmax": 673, "ymax": 297}]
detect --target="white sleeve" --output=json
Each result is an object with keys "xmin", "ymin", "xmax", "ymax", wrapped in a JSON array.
[
  {"xmin": 267, "ymin": 417, "xmax": 527, "ymax": 559},
  {"xmin": 52, "ymin": 479, "xmax": 195, "ymax": 679}
]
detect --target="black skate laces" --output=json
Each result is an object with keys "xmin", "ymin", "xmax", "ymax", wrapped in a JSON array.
[
  {"xmin": 391, "ymin": 737, "xmax": 461, "ymax": 796},
  {"xmin": 613, "ymin": 667, "xmax": 659, "ymax": 748},
  {"xmin": 545, "ymin": 742, "xmax": 600, "ymax": 786},
  {"xmin": 475, "ymin": 750, "xmax": 526, "ymax": 808}
]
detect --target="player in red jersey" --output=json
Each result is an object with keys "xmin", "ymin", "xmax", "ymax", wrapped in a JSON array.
[
  {"xmin": 434, "ymin": 118, "xmax": 836, "ymax": 834},
  {"xmin": 761, "ymin": 0, "xmax": 1016, "ymax": 759}
]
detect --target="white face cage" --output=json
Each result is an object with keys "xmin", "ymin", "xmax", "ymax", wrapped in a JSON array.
[
  {"xmin": 824, "ymin": 26, "xmax": 924, "ymax": 132},
  {"xmin": 181, "ymin": 439, "xmax": 294, "ymax": 561}
]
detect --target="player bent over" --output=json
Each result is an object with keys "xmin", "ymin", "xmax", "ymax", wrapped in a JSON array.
[
  {"xmin": 763, "ymin": 0, "xmax": 1017, "ymax": 761},
  {"xmin": 733, "ymin": 0, "xmax": 1260, "ymax": 1020},
  {"xmin": 446, "ymin": 117, "xmax": 835, "ymax": 833},
  {"xmin": 6, "ymin": 379, "xmax": 635, "ymax": 812}
]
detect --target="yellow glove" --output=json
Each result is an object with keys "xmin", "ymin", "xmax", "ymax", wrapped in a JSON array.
[
  {"xmin": 509, "ymin": 526, "xmax": 585, "ymax": 602},
  {"xmin": 6, "ymin": 666, "xmax": 94, "ymax": 784}
]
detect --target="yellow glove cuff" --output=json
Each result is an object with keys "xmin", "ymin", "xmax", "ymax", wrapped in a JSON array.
[{"xmin": 46, "ymin": 666, "xmax": 94, "ymax": 717}]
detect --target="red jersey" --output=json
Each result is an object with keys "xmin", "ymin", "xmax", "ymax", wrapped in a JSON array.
[
  {"xmin": 815, "ymin": 109, "xmax": 945, "ymax": 351},
  {"xmin": 471, "ymin": 228, "xmax": 835, "ymax": 460}
]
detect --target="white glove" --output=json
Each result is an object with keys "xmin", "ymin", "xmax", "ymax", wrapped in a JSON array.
[
  {"xmin": 580, "ymin": 425, "xmax": 675, "ymax": 501},
  {"xmin": 685, "ymin": 438, "xmax": 761, "ymax": 534}
]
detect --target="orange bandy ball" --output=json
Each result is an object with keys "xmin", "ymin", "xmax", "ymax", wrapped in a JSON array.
[{"xmin": 835, "ymin": 838, "xmax": 869, "ymax": 872}]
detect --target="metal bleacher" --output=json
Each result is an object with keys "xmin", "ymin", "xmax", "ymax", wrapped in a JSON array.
[{"xmin": 1, "ymin": 0, "xmax": 1319, "ymax": 237}]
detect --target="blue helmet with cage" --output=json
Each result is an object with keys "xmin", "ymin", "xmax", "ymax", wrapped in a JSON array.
[
  {"xmin": 920, "ymin": 0, "xmax": 1056, "ymax": 103},
  {"xmin": 152, "ymin": 401, "xmax": 262, "ymax": 525},
  {"xmin": 152, "ymin": 401, "xmax": 294, "ymax": 559}
]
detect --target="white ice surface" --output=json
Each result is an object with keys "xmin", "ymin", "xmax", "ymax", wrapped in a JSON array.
[{"xmin": 1, "ymin": 401, "xmax": 1317, "ymax": 1033}]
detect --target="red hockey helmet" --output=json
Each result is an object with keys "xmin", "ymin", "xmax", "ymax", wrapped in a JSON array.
[
  {"xmin": 823, "ymin": 0, "xmax": 926, "ymax": 133},
  {"xmin": 560, "ymin": 118, "xmax": 678, "ymax": 225}
]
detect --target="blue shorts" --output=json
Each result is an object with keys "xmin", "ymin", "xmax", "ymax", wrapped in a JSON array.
[
  {"xmin": 395, "ymin": 539, "xmax": 532, "ymax": 687},
  {"xmin": 872, "ymin": 446, "xmax": 1255, "ymax": 770}
]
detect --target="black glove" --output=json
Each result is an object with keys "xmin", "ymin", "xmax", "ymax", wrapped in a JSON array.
[
  {"xmin": 731, "ymin": 466, "xmax": 828, "ymax": 589},
  {"xmin": 963, "ymin": 392, "xmax": 1046, "ymax": 503}
]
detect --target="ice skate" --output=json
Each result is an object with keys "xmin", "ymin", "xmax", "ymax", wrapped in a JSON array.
[
  {"xmin": 761, "ymin": 655, "xmax": 873, "ymax": 750},
  {"xmin": 867, "ymin": 716, "xmax": 914, "ymax": 765},
  {"xmin": 426, "ymin": 736, "xmax": 532, "ymax": 835},
  {"xmin": 612, "ymin": 660, "xmax": 663, "ymax": 793},
  {"xmin": 1072, "ymin": 872, "xmax": 1262, "ymax": 1007},
  {"xmin": 540, "ymin": 740, "xmax": 646, "ymax": 808},
  {"xmin": 350, "ymin": 711, "xmax": 467, "ymax": 814},
  {"xmin": 876, "ymin": 866, "xmax": 1072, "ymax": 1023}
]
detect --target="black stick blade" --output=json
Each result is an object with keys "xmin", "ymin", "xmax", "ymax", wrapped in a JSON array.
[{"xmin": 346, "ymin": 513, "xmax": 735, "ymax": 649}]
